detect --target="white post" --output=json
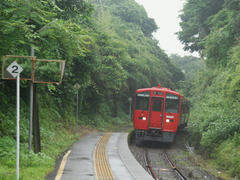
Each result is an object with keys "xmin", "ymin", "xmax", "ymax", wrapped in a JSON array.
[
  {"xmin": 6, "ymin": 60, "xmax": 23, "ymax": 180},
  {"xmin": 16, "ymin": 73, "xmax": 20, "ymax": 180}
]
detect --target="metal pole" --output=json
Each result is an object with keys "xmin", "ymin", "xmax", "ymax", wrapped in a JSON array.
[
  {"xmin": 16, "ymin": 73, "xmax": 20, "ymax": 180},
  {"xmin": 129, "ymin": 101, "xmax": 131, "ymax": 120},
  {"xmin": 29, "ymin": 47, "xmax": 34, "ymax": 151},
  {"xmin": 128, "ymin": 97, "xmax": 132, "ymax": 120},
  {"xmin": 76, "ymin": 90, "xmax": 79, "ymax": 125}
]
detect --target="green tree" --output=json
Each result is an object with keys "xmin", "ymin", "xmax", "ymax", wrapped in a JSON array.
[{"xmin": 178, "ymin": 0, "xmax": 224, "ymax": 53}]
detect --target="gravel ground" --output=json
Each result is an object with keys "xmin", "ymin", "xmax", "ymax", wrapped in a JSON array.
[{"xmin": 129, "ymin": 132, "xmax": 222, "ymax": 180}]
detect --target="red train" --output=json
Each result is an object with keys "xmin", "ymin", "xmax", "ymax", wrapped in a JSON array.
[{"xmin": 133, "ymin": 84, "xmax": 189, "ymax": 143}]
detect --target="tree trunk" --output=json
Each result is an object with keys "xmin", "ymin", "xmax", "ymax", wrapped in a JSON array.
[{"xmin": 33, "ymin": 84, "xmax": 41, "ymax": 153}]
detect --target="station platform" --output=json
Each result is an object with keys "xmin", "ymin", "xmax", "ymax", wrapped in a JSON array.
[{"xmin": 56, "ymin": 132, "xmax": 153, "ymax": 180}]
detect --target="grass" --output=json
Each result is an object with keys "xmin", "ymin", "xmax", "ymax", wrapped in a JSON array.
[
  {"xmin": 208, "ymin": 138, "xmax": 240, "ymax": 179},
  {"xmin": 0, "ymin": 122, "xmax": 93, "ymax": 180},
  {"xmin": 186, "ymin": 143, "xmax": 236, "ymax": 180}
]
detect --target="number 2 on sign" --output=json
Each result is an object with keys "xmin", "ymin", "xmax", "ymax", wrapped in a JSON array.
[{"xmin": 12, "ymin": 65, "xmax": 19, "ymax": 74}]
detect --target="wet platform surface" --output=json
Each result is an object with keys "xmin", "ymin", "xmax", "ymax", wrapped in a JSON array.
[{"xmin": 58, "ymin": 132, "xmax": 153, "ymax": 180}]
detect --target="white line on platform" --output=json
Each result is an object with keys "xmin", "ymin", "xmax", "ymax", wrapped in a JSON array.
[{"xmin": 55, "ymin": 150, "xmax": 71, "ymax": 180}]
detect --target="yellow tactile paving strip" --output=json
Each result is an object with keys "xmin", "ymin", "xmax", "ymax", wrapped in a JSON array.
[{"xmin": 94, "ymin": 133, "xmax": 114, "ymax": 180}]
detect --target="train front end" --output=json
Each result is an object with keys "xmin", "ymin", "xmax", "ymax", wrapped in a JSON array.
[{"xmin": 133, "ymin": 85, "xmax": 183, "ymax": 143}]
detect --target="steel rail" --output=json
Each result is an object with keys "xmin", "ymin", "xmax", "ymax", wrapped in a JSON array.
[
  {"xmin": 144, "ymin": 148, "xmax": 159, "ymax": 180},
  {"xmin": 164, "ymin": 150, "xmax": 187, "ymax": 180}
]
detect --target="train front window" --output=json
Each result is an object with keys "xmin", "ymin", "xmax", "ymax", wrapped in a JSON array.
[
  {"xmin": 152, "ymin": 98, "xmax": 163, "ymax": 112},
  {"xmin": 135, "ymin": 92, "xmax": 150, "ymax": 111},
  {"xmin": 165, "ymin": 93, "xmax": 179, "ymax": 113}
]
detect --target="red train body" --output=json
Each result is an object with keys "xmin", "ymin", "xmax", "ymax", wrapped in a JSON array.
[{"xmin": 133, "ymin": 84, "xmax": 189, "ymax": 143}]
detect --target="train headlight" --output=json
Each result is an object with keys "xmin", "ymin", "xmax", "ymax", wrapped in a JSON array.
[
  {"xmin": 142, "ymin": 117, "xmax": 146, "ymax": 120},
  {"xmin": 166, "ymin": 119, "xmax": 170, "ymax": 123}
]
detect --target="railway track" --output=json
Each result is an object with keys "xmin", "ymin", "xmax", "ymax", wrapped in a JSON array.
[
  {"xmin": 164, "ymin": 150, "xmax": 187, "ymax": 180},
  {"xmin": 144, "ymin": 148, "xmax": 159, "ymax": 180},
  {"xmin": 129, "ymin": 132, "xmax": 219, "ymax": 180},
  {"xmin": 144, "ymin": 147, "xmax": 187, "ymax": 180}
]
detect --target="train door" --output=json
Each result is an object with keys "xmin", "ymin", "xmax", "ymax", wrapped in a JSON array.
[{"xmin": 149, "ymin": 97, "xmax": 163, "ymax": 128}]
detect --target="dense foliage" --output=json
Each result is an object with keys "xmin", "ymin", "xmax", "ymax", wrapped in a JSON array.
[
  {"xmin": 0, "ymin": 0, "xmax": 184, "ymax": 178},
  {"xmin": 170, "ymin": 54, "xmax": 205, "ymax": 97},
  {"xmin": 179, "ymin": 0, "xmax": 240, "ymax": 177},
  {"xmin": 170, "ymin": 54, "xmax": 204, "ymax": 80}
]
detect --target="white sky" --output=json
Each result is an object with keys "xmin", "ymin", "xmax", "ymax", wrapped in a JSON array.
[{"xmin": 135, "ymin": 0, "xmax": 198, "ymax": 57}]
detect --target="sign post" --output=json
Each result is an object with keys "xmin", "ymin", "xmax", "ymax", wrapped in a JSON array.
[
  {"xmin": 16, "ymin": 73, "xmax": 20, "ymax": 180},
  {"xmin": 6, "ymin": 61, "xmax": 23, "ymax": 180}
]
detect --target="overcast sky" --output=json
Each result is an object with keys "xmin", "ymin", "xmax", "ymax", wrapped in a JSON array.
[{"xmin": 135, "ymin": 0, "xmax": 198, "ymax": 57}]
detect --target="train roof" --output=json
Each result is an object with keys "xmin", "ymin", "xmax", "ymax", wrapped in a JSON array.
[{"xmin": 135, "ymin": 84, "xmax": 181, "ymax": 96}]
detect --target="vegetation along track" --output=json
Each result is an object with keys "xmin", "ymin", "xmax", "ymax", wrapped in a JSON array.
[{"xmin": 129, "ymin": 132, "xmax": 220, "ymax": 180}]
